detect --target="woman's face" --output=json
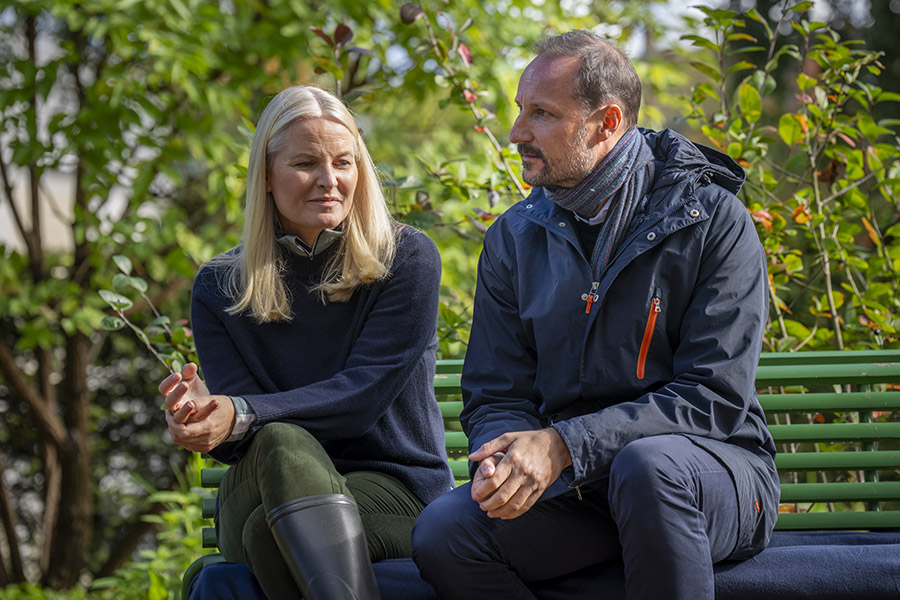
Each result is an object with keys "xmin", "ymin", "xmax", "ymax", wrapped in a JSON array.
[{"xmin": 266, "ymin": 117, "xmax": 359, "ymax": 247}]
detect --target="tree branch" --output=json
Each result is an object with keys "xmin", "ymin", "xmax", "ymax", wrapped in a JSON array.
[
  {"xmin": 0, "ymin": 334, "xmax": 67, "ymax": 449},
  {"xmin": 94, "ymin": 500, "xmax": 167, "ymax": 579},
  {"xmin": 0, "ymin": 455, "xmax": 26, "ymax": 583},
  {"xmin": 0, "ymin": 156, "xmax": 33, "ymax": 258}
]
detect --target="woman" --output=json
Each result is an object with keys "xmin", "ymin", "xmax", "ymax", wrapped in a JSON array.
[{"xmin": 159, "ymin": 85, "xmax": 453, "ymax": 600}]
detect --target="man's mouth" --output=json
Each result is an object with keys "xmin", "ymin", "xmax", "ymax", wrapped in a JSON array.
[{"xmin": 517, "ymin": 145, "xmax": 544, "ymax": 162}]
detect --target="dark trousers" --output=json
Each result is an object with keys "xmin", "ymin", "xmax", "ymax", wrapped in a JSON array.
[
  {"xmin": 217, "ymin": 422, "xmax": 424, "ymax": 599},
  {"xmin": 412, "ymin": 434, "xmax": 770, "ymax": 600}
]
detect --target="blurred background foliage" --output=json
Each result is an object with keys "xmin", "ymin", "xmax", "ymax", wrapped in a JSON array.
[{"xmin": 0, "ymin": 0, "xmax": 897, "ymax": 597}]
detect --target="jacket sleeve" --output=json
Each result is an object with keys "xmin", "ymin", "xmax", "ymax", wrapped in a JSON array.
[
  {"xmin": 460, "ymin": 222, "xmax": 544, "ymax": 477},
  {"xmin": 192, "ymin": 231, "xmax": 441, "ymax": 464},
  {"xmin": 552, "ymin": 194, "xmax": 769, "ymax": 485}
]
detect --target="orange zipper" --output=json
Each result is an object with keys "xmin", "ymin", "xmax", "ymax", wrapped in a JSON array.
[{"xmin": 637, "ymin": 296, "xmax": 661, "ymax": 380}]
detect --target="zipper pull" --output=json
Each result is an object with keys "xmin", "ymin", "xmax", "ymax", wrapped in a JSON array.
[{"xmin": 581, "ymin": 282, "xmax": 600, "ymax": 315}]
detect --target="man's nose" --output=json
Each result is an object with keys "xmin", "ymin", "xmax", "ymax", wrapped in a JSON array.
[{"xmin": 509, "ymin": 116, "xmax": 531, "ymax": 145}]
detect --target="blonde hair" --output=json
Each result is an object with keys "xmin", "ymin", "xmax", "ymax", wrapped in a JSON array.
[{"xmin": 211, "ymin": 85, "xmax": 397, "ymax": 322}]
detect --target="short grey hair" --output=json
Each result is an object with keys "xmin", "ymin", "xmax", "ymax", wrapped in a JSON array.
[{"xmin": 534, "ymin": 30, "xmax": 642, "ymax": 129}]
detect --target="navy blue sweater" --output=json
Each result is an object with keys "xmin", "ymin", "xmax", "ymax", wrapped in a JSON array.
[{"xmin": 190, "ymin": 227, "xmax": 454, "ymax": 505}]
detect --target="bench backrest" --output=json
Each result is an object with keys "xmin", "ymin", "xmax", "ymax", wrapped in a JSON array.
[{"xmin": 199, "ymin": 350, "xmax": 900, "ymax": 547}]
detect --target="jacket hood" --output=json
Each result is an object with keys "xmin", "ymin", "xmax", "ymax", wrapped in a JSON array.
[{"xmin": 641, "ymin": 128, "xmax": 745, "ymax": 195}]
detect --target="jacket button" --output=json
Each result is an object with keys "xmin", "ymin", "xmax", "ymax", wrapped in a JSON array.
[
  {"xmin": 647, "ymin": 232, "xmax": 656, "ymax": 241},
  {"xmin": 690, "ymin": 209, "xmax": 700, "ymax": 217}
]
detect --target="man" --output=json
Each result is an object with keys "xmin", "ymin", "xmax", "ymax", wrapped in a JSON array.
[{"xmin": 412, "ymin": 30, "xmax": 779, "ymax": 599}]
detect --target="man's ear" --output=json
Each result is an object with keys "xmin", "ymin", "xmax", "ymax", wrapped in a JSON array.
[{"xmin": 592, "ymin": 104, "xmax": 623, "ymax": 143}]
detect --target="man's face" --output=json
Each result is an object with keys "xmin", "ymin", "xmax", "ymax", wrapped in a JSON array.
[{"xmin": 509, "ymin": 55, "xmax": 600, "ymax": 188}]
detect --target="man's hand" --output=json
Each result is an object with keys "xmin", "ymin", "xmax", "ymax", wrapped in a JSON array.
[
  {"xmin": 468, "ymin": 428, "xmax": 573, "ymax": 520},
  {"xmin": 159, "ymin": 363, "xmax": 236, "ymax": 453}
]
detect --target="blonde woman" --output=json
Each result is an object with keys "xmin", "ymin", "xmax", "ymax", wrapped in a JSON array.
[{"xmin": 159, "ymin": 86, "xmax": 453, "ymax": 600}]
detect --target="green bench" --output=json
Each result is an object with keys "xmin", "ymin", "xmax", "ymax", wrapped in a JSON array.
[{"xmin": 183, "ymin": 349, "xmax": 900, "ymax": 597}]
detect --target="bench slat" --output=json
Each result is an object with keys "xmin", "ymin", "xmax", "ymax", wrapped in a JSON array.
[
  {"xmin": 774, "ymin": 510, "xmax": 900, "ymax": 530},
  {"xmin": 769, "ymin": 422, "xmax": 900, "ymax": 442},
  {"xmin": 760, "ymin": 391, "xmax": 900, "ymax": 412},
  {"xmin": 755, "ymin": 363, "xmax": 900, "ymax": 387},
  {"xmin": 201, "ymin": 467, "xmax": 228, "ymax": 488},
  {"xmin": 202, "ymin": 498, "xmax": 216, "ymax": 519},
  {"xmin": 780, "ymin": 481, "xmax": 900, "ymax": 502},
  {"xmin": 759, "ymin": 349, "xmax": 900, "ymax": 366},
  {"xmin": 775, "ymin": 450, "xmax": 900, "ymax": 471}
]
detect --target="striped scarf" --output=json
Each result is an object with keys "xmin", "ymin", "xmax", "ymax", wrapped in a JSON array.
[{"xmin": 545, "ymin": 128, "xmax": 654, "ymax": 275}]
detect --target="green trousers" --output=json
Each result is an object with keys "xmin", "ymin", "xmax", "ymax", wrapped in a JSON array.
[{"xmin": 216, "ymin": 422, "xmax": 425, "ymax": 599}]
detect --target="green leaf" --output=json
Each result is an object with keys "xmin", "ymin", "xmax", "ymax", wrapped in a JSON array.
[
  {"xmin": 98, "ymin": 289, "xmax": 133, "ymax": 311},
  {"xmin": 778, "ymin": 113, "xmax": 805, "ymax": 146},
  {"xmin": 403, "ymin": 210, "xmax": 440, "ymax": 230},
  {"xmin": 689, "ymin": 61, "xmax": 722, "ymax": 83},
  {"xmin": 746, "ymin": 8, "xmax": 773, "ymax": 40},
  {"xmin": 737, "ymin": 83, "xmax": 761, "ymax": 123},
  {"xmin": 796, "ymin": 72, "xmax": 816, "ymax": 91},
  {"xmin": 128, "ymin": 276, "xmax": 148, "ymax": 293},
  {"xmin": 789, "ymin": 1, "xmax": 815, "ymax": 13},
  {"xmin": 725, "ymin": 61, "xmax": 756, "ymax": 76},
  {"xmin": 681, "ymin": 35, "xmax": 718, "ymax": 52},
  {"xmin": 876, "ymin": 91, "xmax": 900, "ymax": 103},
  {"xmin": 112, "ymin": 273, "xmax": 132, "ymax": 290},
  {"xmin": 100, "ymin": 316, "xmax": 126, "ymax": 331},
  {"xmin": 149, "ymin": 315, "xmax": 171, "ymax": 327},
  {"xmin": 113, "ymin": 255, "xmax": 132, "ymax": 275}
]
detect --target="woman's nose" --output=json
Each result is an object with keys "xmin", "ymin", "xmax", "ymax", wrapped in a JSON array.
[{"xmin": 316, "ymin": 166, "xmax": 337, "ymax": 189}]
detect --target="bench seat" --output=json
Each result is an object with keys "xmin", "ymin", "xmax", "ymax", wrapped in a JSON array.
[
  {"xmin": 183, "ymin": 350, "xmax": 900, "ymax": 599},
  {"xmin": 185, "ymin": 530, "xmax": 900, "ymax": 600}
]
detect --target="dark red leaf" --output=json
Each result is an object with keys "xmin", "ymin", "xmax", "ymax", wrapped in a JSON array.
[
  {"xmin": 309, "ymin": 27, "xmax": 334, "ymax": 48},
  {"xmin": 400, "ymin": 3, "xmax": 424, "ymax": 24},
  {"xmin": 458, "ymin": 43, "xmax": 472, "ymax": 68},
  {"xmin": 334, "ymin": 24, "xmax": 353, "ymax": 46}
]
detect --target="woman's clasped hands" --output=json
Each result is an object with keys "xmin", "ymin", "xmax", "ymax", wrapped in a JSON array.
[{"xmin": 159, "ymin": 362, "xmax": 235, "ymax": 453}]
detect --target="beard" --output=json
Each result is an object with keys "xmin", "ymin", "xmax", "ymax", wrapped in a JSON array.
[{"xmin": 518, "ymin": 121, "xmax": 596, "ymax": 188}]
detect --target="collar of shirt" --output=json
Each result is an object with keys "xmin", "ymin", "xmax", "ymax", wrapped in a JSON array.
[
  {"xmin": 276, "ymin": 227, "xmax": 343, "ymax": 258},
  {"xmin": 572, "ymin": 198, "xmax": 612, "ymax": 226}
]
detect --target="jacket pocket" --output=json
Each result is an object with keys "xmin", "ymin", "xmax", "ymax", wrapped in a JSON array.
[{"xmin": 637, "ymin": 294, "xmax": 661, "ymax": 380}]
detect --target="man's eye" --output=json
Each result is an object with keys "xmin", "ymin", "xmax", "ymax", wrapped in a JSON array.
[{"xmin": 293, "ymin": 162, "xmax": 313, "ymax": 168}]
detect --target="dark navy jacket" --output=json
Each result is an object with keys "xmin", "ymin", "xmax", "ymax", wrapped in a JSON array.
[{"xmin": 461, "ymin": 128, "xmax": 779, "ymax": 556}]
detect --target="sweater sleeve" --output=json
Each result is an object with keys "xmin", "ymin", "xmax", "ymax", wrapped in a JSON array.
[
  {"xmin": 552, "ymin": 194, "xmax": 769, "ymax": 484},
  {"xmin": 191, "ymin": 229, "xmax": 442, "ymax": 463}
]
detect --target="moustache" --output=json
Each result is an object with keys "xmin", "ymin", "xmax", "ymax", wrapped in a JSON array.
[{"xmin": 517, "ymin": 144, "xmax": 544, "ymax": 160}]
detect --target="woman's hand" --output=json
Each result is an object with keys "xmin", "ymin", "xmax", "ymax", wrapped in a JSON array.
[
  {"xmin": 159, "ymin": 362, "xmax": 209, "ymax": 423},
  {"xmin": 159, "ymin": 363, "xmax": 236, "ymax": 453}
]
